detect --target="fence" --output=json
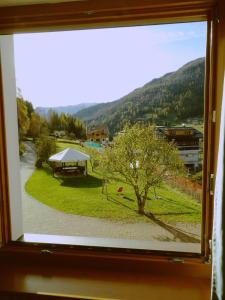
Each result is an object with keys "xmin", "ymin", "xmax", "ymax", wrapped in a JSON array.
[{"xmin": 167, "ymin": 176, "xmax": 202, "ymax": 202}]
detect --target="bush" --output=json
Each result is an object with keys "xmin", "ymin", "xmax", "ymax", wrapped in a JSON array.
[
  {"xmin": 191, "ymin": 171, "xmax": 202, "ymax": 184},
  {"xmin": 35, "ymin": 158, "xmax": 43, "ymax": 168},
  {"xmin": 35, "ymin": 136, "xmax": 56, "ymax": 168}
]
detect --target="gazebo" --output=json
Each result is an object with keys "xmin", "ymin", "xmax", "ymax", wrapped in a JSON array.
[{"xmin": 49, "ymin": 148, "xmax": 90, "ymax": 177}]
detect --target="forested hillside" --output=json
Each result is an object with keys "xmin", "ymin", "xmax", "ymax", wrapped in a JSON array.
[{"xmin": 76, "ymin": 58, "xmax": 205, "ymax": 136}]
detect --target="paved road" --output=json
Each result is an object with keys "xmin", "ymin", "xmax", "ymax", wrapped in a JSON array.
[{"xmin": 20, "ymin": 142, "xmax": 200, "ymax": 252}]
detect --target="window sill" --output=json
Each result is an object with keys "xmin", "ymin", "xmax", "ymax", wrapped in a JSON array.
[{"xmin": 0, "ymin": 253, "xmax": 211, "ymax": 300}]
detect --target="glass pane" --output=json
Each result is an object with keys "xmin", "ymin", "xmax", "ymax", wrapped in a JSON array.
[{"xmin": 14, "ymin": 22, "xmax": 206, "ymax": 253}]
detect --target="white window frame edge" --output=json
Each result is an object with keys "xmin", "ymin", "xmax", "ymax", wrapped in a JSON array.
[{"xmin": 0, "ymin": 35, "xmax": 23, "ymax": 241}]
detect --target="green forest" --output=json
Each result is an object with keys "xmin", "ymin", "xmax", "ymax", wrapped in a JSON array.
[
  {"xmin": 76, "ymin": 57, "xmax": 205, "ymax": 137},
  {"xmin": 17, "ymin": 98, "xmax": 86, "ymax": 156}
]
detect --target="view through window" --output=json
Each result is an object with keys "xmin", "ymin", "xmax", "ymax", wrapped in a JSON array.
[{"xmin": 14, "ymin": 22, "xmax": 207, "ymax": 253}]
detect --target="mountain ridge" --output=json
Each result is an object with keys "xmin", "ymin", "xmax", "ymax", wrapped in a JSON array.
[
  {"xmin": 75, "ymin": 57, "xmax": 205, "ymax": 136},
  {"xmin": 35, "ymin": 103, "xmax": 97, "ymax": 116}
]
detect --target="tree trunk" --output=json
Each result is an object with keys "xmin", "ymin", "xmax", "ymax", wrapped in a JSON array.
[
  {"xmin": 138, "ymin": 201, "xmax": 145, "ymax": 214},
  {"xmin": 134, "ymin": 188, "xmax": 146, "ymax": 215}
]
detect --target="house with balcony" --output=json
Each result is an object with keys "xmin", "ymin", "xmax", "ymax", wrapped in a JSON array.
[
  {"xmin": 156, "ymin": 126, "xmax": 203, "ymax": 171},
  {"xmin": 86, "ymin": 125, "xmax": 109, "ymax": 144}
]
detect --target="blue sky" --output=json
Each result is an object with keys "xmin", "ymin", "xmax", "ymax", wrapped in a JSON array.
[{"xmin": 14, "ymin": 22, "xmax": 207, "ymax": 108}]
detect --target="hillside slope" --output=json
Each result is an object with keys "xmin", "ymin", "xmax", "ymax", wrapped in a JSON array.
[{"xmin": 76, "ymin": 57, "xmax": 205, "ymax": 136}]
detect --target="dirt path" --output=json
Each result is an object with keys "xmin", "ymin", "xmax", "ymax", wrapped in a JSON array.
[{"xmin": 20, "ymin": 141, "xmax": 201, "ymax": 252}]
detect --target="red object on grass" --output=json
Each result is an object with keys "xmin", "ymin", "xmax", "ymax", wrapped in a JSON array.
[{"xmin": 117, "ymin": 187, "xmax": 123, "ymax": 193}]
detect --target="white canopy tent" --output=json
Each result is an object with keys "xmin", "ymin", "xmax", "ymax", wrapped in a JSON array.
[
  {"xmin": 49, "ymin": 147, "xmax": 90, "ymax": 162},
  {"xmin": 49, "ymin": 148, "xmax": 90, "ymax": 176}
]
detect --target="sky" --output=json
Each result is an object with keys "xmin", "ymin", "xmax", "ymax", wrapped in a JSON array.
[{"xmin": 13, "ymin": 22, "xmax": 207, "ymax": 108}]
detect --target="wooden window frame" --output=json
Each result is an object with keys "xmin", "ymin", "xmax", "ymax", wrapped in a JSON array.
[{"xmin": 0, "ymin": 0, "xmax": 219, "ymax": 266}]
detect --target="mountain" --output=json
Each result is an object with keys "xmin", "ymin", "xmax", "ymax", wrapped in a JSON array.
[
  {"xmin": 35, "ymin": 103, "xmax": 97, "ymax": 116},
  {"xmin": 76, "ymin": 58, "xmax": 205, "ymax": 137}
]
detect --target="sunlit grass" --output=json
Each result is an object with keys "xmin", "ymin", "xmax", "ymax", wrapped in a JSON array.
[{"xmin": 25, "ymin": 140, "xmax": 201, "ymax": 224}]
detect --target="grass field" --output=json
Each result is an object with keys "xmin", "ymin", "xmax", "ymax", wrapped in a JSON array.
[{"xmin": 25, "ymin": 140, "xmax": 201, "ymax": 224}]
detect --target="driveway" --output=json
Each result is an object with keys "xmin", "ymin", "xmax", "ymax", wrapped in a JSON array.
[{"xmin": 20, "ymin": 141, "xmax": 201, "ymax": 252}]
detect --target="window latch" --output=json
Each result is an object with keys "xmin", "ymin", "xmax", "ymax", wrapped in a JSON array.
[
  {"xmin": 209, "ymin": 239, "xmax": 212, "ymax": 251},
  {"xmin": 170, "ymin": 257, "xmax": 184, "ymax": 264},
  {"xmin": 209, "ymin": 173, "xmax": 214, "ymax": 195}
]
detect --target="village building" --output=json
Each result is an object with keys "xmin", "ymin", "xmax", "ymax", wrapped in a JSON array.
[
  {"xmin": 86, "ymin": 126, "xmax": 109, "ymax": 143},
  {"xmin": 156, "ymin": 126, "xmax": 203, "ymax": 171}
]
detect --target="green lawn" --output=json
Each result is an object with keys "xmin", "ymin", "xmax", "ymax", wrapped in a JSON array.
[{"xmin": 25, "ymin": 140, "xmax": 201, "ymax": 224}]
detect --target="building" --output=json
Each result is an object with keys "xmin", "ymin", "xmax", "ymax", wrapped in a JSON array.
[
  {"xmin": 156, "ymin": 126, "xmax": 203, "ymax": 170},
  {"xmin": 86, "ymin": 126, "xmax": 109, "ymax": 143}
]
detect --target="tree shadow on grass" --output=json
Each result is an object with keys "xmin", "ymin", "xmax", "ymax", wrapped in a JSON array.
[
  {"xmin": 104, "ymin": 193, "xmax": 200, "ymax": 243},
  {"xmin": 144, "ymin": 212, "xmax": 200, "ymax": 243},
  {"xmin": 105, "ymin": 195, "xmax": 134, "ymax": 212},
  {"xmin": 153, "ymin": 195, "xmax": 200, "ymax": 213},
  {"xmin": 122, "ymin": 196, "xmax": 135, "ymax": 202},
  {"xmin": 154, "ymin": 212, "xmax": 195, "ymax": 216},
  {"xmin": 60, "ymin": 175, "xmax": 102, "ymax": 188}
]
